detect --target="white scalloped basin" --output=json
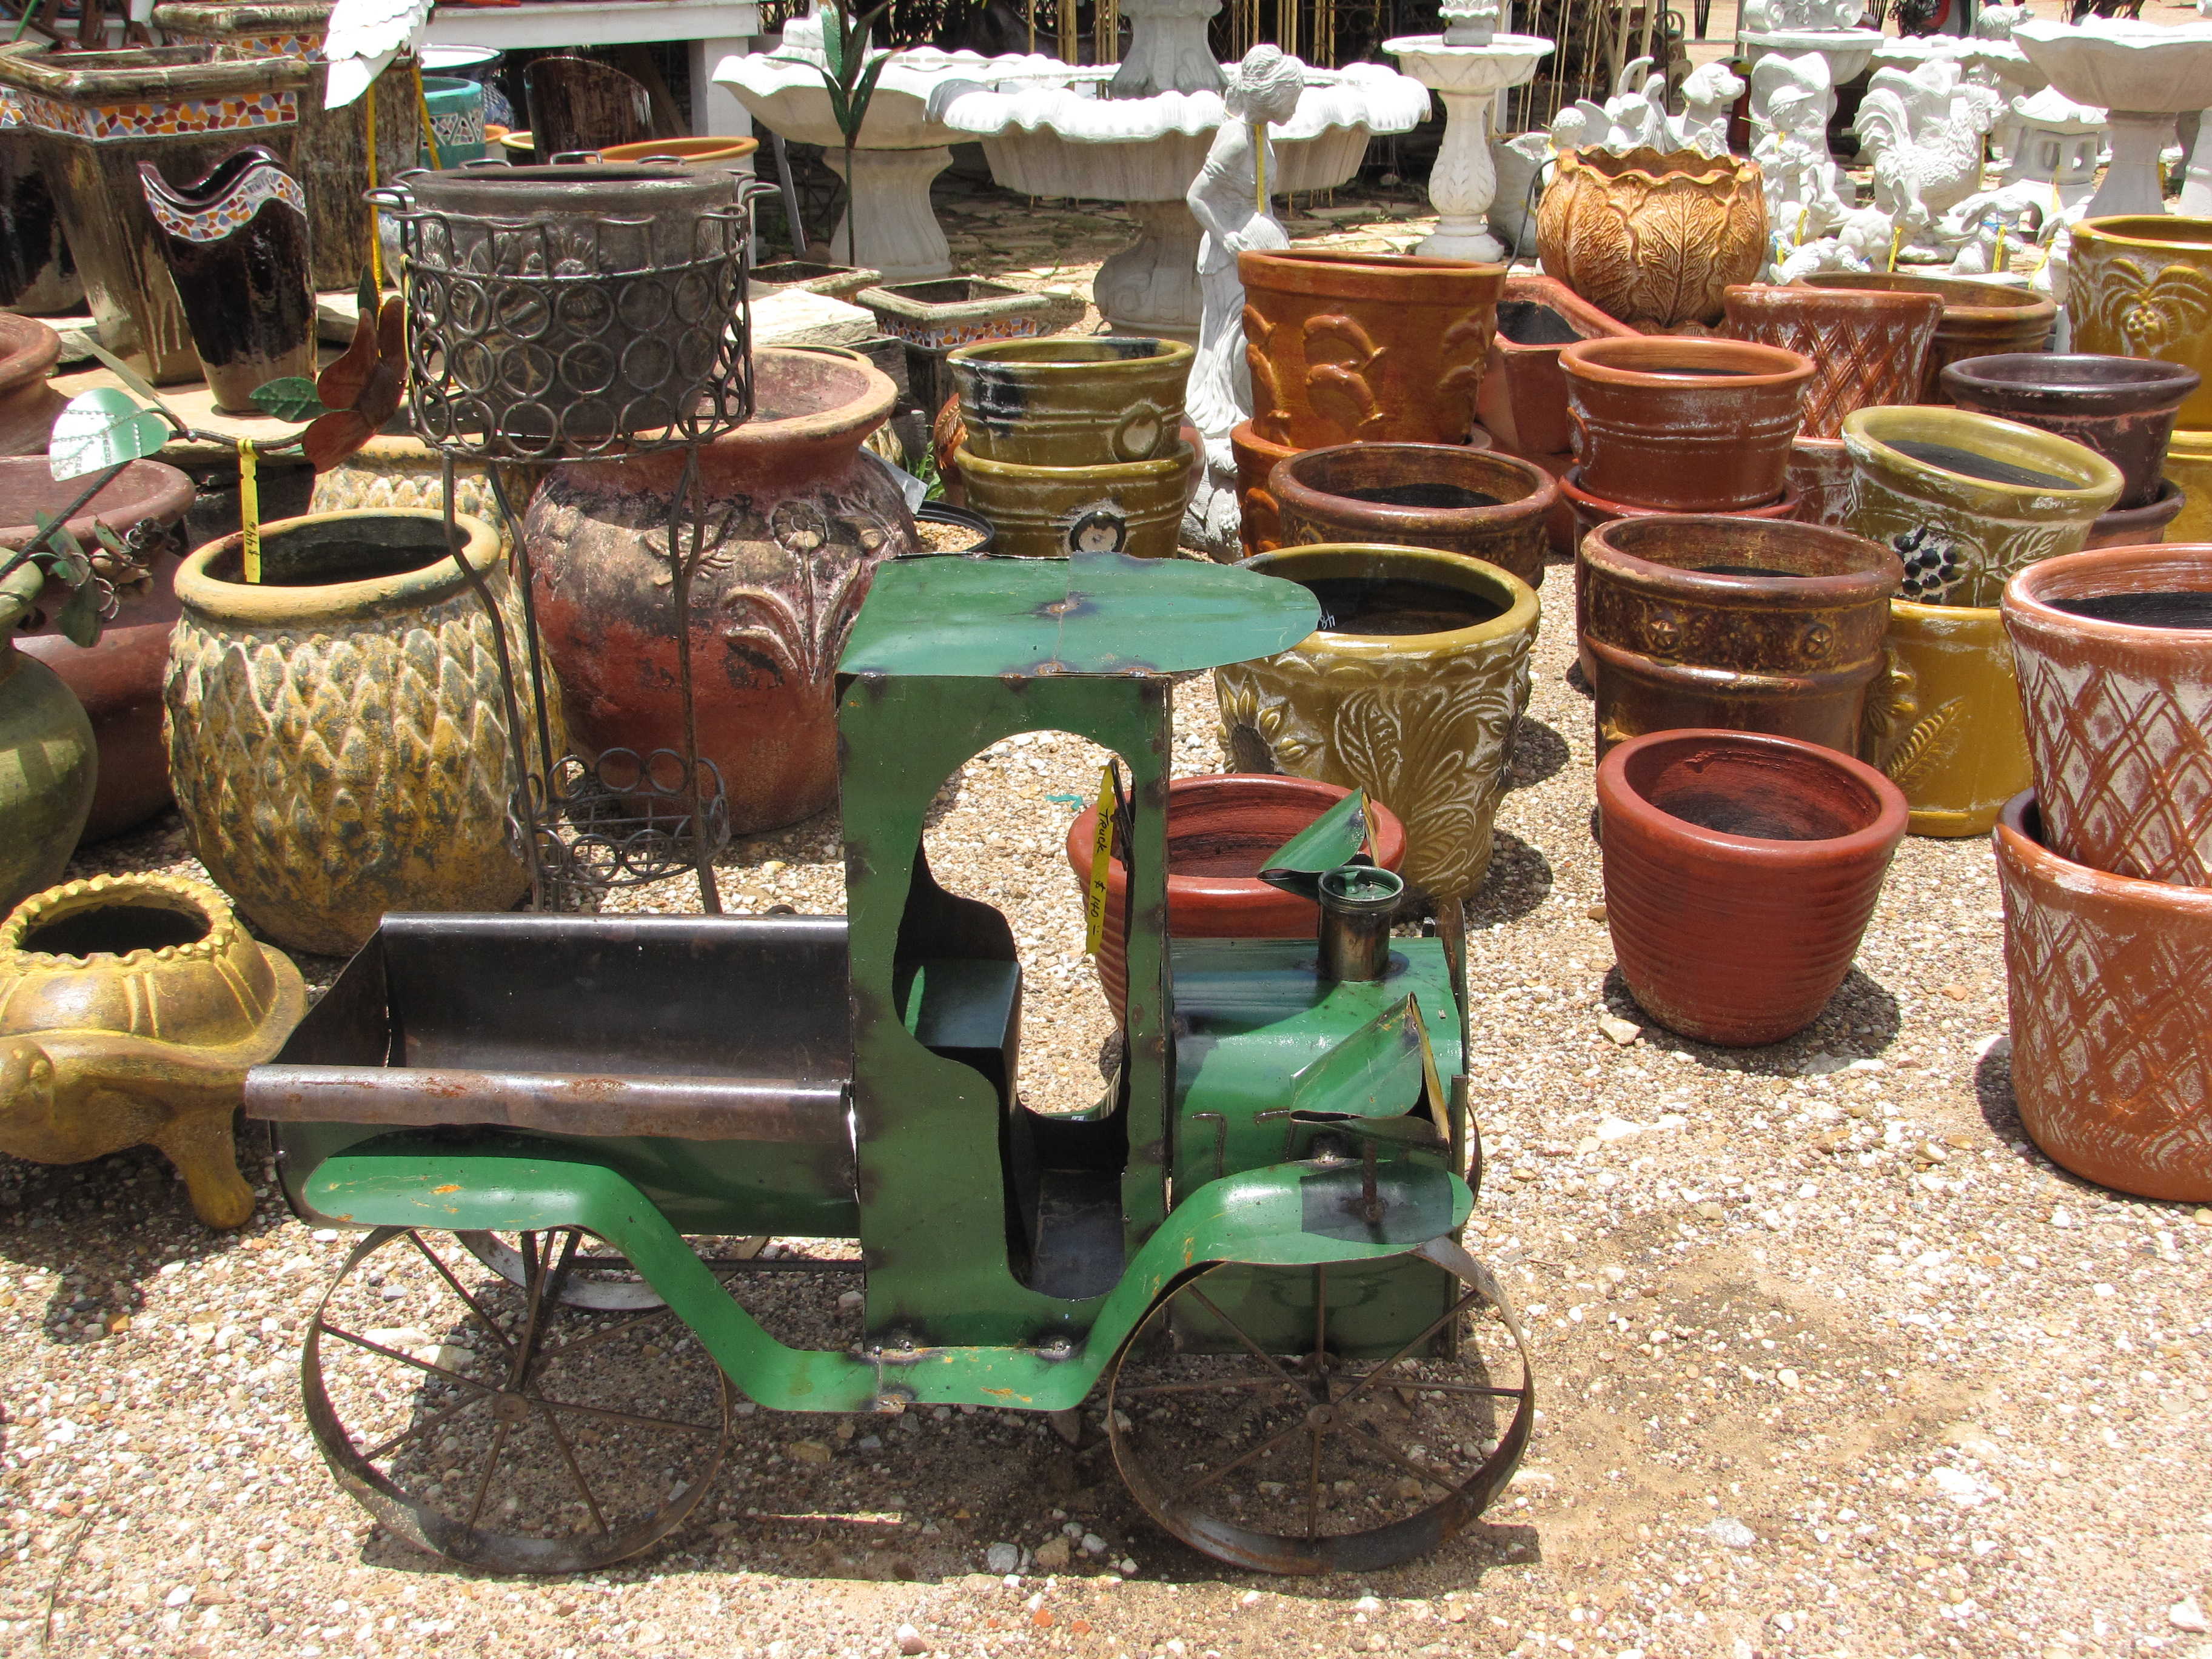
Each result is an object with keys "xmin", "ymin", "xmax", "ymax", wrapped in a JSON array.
[{"xmin": 2013, "ymin": 19, "xmax": 2212, "ymax": 115}]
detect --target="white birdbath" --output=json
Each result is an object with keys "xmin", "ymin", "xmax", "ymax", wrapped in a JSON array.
[
  {"xmin": 2014, "ymin": 19, "xmax": 2212, "ymax": 218},
  {"xmin": 1384, "ymin": 20, "xmax": 1553, "ymax": 261}
]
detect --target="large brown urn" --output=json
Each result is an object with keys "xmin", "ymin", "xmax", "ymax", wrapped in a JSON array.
[{"xmin": 1537, "ymin": 146, "xmax": 1768, "ymax": 330}]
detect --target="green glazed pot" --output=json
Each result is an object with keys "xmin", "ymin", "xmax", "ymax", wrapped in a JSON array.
[
  {"xmin": 1841, "ymin": 406, "xmax": 2122, "ymax": 610},
  {"xmin": 947, "ymin": 335, "xmax": 1193, "ymax": 468},
  {"xmin": 0, "ymin": 616, "xmax": 96, "ymax": 914},
  {"xmin": 1215, "ymin": 543, "xmax": 1540, "ymax": 900},
  {"xmin": 953, "ymin": 443, "xmax": 1196, "ymax": 559}
]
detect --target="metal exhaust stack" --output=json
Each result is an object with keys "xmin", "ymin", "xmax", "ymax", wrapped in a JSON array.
[{"xmin": 1317, "ymin": 864, "xmax": 1403, "ymax": 982}]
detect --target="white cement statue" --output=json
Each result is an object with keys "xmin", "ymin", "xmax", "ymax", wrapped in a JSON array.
[
  {"xmin": 1741, "ymin": 0, "xmax": 1865, "ymax": 31},
  {"xmin": 1545, "ymin": 56, "xmax": 1741, "ymax": 156},
  {"xmin": 1854, "ymin": 59, "xmax": 2001, "ymax": 260},
  {"xmin": 1757, "ymin": 71, "xmax": 1855, "ymax": 267}
]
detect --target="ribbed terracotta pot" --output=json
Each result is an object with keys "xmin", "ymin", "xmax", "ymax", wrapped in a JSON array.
[
  {"xmin": 1537, "ymin": 146, "xmax": 1768, "ymax": 330},
  {"xmin": 1560, "ymin": 468, "xmax": 1800, "ymax": 540},
  {"xmin": 1787, "ymin": 438, "xmax": 1855, "ymax": 530},
  {"xmin": 1942, "ymin": 353, "xmax": 2199, "ymax": 511},
  {"xmin": 1238, "ymin": 249, "xmax": 1504, "ymax": 451},
  {"xmin": 2085, "ymin": 481, "xmax": 2185, "ymax": 548},
  {"xmin": 0, "ymin": 312, "xmax": 65, "ymax": 456},
  {"xmin": 1270, "ymin": 443, "xmax": 1558, "ymax": 589},
  {"xmin": 1476, "ymin": 271, "xmax": 1638, "ymax": 460},
  {"xmin": 2066, "ymin": 215, "xmax": 2212, "ymax": 433},
  {"xmin": 1841, "ymin": 405, "xmax": 2124, "ymax": 609},
  {"xmin": 1799, "ymin": 272, "xmax": 2057, "ymax": 403},
  {"xmin": 1597, "ymin": 728, "xmax": 1908, "ymax": 1047},
  {"xmin": 1578, "ymin": 516, "xmax": 1896, "ymax": 759},
  {"xmin": 1215, "ymin": 544, "xmax": 1540, "ymax": 902},
  {"xmin": 1560, "ymin": 337, "xmax": 1815, "ymax": 513},
  {"xmin": 1721, "ymin": 281, "xmax": 1943, "ymax": 440},
  {"xmin": 2003, "ymin": 542, "xmax": 2212, "ymax": 885},
  {"xmin": 1063, "ymin": 774, "xmax": 1408, "ymax": 1021},
  {"xmin": 1996, "ymin": 791, "xmax": 2212, "ymax": 1202},
  {"xmin": 1863, "ymin": 597, "xmax": 2030, "ymax": 837},
  {"xmin": 947, "ymin": 335, "xmax": 1193, "ymax": 468}
]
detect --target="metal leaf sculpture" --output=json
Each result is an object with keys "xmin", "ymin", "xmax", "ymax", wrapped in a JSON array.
[{"xmin": 303, "ymin": 276, "xmax": 407, "ymax": 472}]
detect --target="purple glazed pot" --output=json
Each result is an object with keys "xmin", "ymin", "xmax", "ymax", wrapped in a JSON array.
[{"xmin": 1942, "ymin": 352, "xmax": 2200, "ymax": 510}]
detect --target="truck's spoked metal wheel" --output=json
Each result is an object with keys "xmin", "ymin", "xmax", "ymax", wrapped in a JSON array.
[
  {"xmin": 1105, "ymin": 1241, "xmax": 1533, "ymax": 1575},
  {"xmin": 457, "ymin": 1230, "xmax": 768, "ymax": 1310},
  {"xmin": 304, "ymin": 1226, "xmax": 731, "ymax": 1573}
]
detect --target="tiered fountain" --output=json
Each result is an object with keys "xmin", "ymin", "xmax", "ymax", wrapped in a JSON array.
[{"xmin": 1384, "ymin": 0, "xmax": 1554, "ymax": 261}]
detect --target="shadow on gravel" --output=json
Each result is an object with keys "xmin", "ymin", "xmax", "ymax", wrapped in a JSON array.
[
  {"xmin": 1503, "ymin": 716, "xmax": 1569, "ymax": 792},
  {"xmin": 1464, "ymin": 832, "xmax": 1553, "ymax": 927},
  {"xmin": 1595, "ymin": 965, "xmax": 1902, "ymax": 1070}
]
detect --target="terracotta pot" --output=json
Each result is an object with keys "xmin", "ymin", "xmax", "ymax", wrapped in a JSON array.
[
  {"xmin": 525, "ymin": 347, "xmax": 906, "ymax": 837},
  {"xmin": 1536, "ymin": 146, "xmax": 1768, "ymax": 330},
  {"xmin": 1560, "ymin": 337, "xmax": 1815, "ymax": 513},
  {"xmin": 1230, "ymin": 421, "xmax": 1295, "ymax": 560},
  {"xmin": 1270, "ymin": 443, "xmax": 1558, "ymax": 589},
  {"xmin": 0, "ymin": 313, "xmax": 65, "ymax": 456},
  {"xmin": 1063, "ymin": 774, "xmax": 1409, "ymax": 1021},
  {"xmin": 1863, "ymin": 596, "xmax": 2030, "ymax": 837},
  {"xmin": 2066, "ymin": 215, "xmax": 2212, "ymax": 434},
  {"xmin": 2003, "ymin": 541, "xmax": 2212, "ymax": 884},
  {"xmin": 1786, "ymin": 437, "xmax": 1855, "ymax": 530},
  {"xmin": 0, "ymin": 871, "xmax": 303, "ymax": 1228},
  {"xmin": 1995, "ymin": 792, "xmax": 2212, "ymax": 1203},
  {"xmin": 166, "ymin": 509, "xmax": 552, "ymax": 956},
  {"xmin": 1721, "ymin": 281, "xmax": 1943, "ymax": 440},
  {"xmin": 1841, "ymin": 405, "xmax": 2124, "ymax": 609},
  {"xmin": 2165, "ymin": 426, "xmax": 2212, "ymax": 545},
  {"xmin": 1215, "ymin": 544, "xmax": 1539, "ymax": 902},
  {"xmin": 1597, "ymin": 727, "xmax": 1907, "ymax": 1046},
  {"xmin": 1237, "ymin": 249, "xmax": 1504, "ymax": 451},
  {"xmin": 953, "ymin": 443, "xmax": 1196, "ymax": 560},
  {"xmin": 2085, "ymin": 480, "xmax": 2185, "ymax": 548},
  {"xmin": 1798, "ymin": 272, "xmax": 2056, "ymax": 404},
  {"xmin": 597, "ymin": 135, "xmax": 761, "ymax": 171},
  {"xmin": 1476, "ymin": 271, "xmax": 1638, "ymax": 460},
  {"xmin": 1578, "ymin": 515, "xmax": 1896, "ymax": 759},
  {"xmin": 1942, "ymin": 352, "xmax": 2199, "ymax": 512},
  {"xmin": 1559, "ymin": 467, "xmax": 1800, "ymax": 540},
  {"xmin": 3, "ymin": 456, "xmax": 197, "ymax": 842},
  {"xmin": 947, "ymin": 336, "xmax": 1193, "ymax": 468}
]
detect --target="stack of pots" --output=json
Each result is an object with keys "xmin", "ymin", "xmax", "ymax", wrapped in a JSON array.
[
  {"xmin": 1267, "ymin": 442, "xmax": 1560, "ymax": 590},
  {"xmin": 1997, "ymin": 543, "xmax": 2212, "ymax": 1202},
  {"xmin": 1231, "ymin": 250, "xmax": 1504, "ymax": 561},
  {"xmin": 1842, "ymin": 404, "xmax": 2122, "ymax": 836},
  {"xmin": 945, "ymin": 336, "xmax": 1196, "ymax": 560}
]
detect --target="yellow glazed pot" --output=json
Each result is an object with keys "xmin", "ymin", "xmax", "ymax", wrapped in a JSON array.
[
  {"xmin": 0, "ymin": 873, "xmax": 303, "ymax": 1228},
  {"xmin": 164, "ymin": 510, "xmax": 557, "ymax": 957},
  {"xmin": 1841, "ymin": 405, "xmax": 2122, "ymax": 609},
  {"xmin": 1862, "ymin": 597, "xmax": 2030, "ymax": 837},
  {"xmin": 2067, "ymin": 215, "xmax": 2212, "ymax": 432},
  {"xmin": 2164, "ymin": 427, "xmax": 2212, "ymax": 543},
  {"xmin": 1215, "ymin": 544, "xmax": 1540, "ymax": 900},
  {"xmin": 953, "ymin": 443, "xmax": 1196, "ymax": 558},
  {"xmin": 307, "ymin": 436, "xmax": 517, "ymax": 548}
]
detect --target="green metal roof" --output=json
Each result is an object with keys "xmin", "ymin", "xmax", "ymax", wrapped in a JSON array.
[{"xmin": 839, "ymin": 551, "xmax": 1321, "ymax": 678}]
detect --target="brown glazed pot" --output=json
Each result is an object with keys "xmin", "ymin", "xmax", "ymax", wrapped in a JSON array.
[
  {"xmin": 1063, "ymin": 774, "xmax": 1407, "ymax": 1021},
  {"xmin": 0, "ymin": 313, "xmax": 65, "ymax": 455},
  {"xmin": 2003, "ymin": 542, "xmax": 2212, "ymax": 885},
  {"xmin": 1230, "ymin": 421, "xmax": 1493, "ymax": 561},
  {"xmin": 1786, "ymin": 438, "xmax": 1855, "ymax": 529},
  {"xmin": 2084, "ymin": 481, "xmax": 2185, "ymax": 548},
  {"xmin": 1559, "ymin": 336, "xmax": 1815, "ymax": 512},
  {"xmin": 1798, "ymin": 272, "xmax": 2057, "ymax": 403},
  {"xmin": 1535, "ymin": 146, "xmax": 1768, "ymax": 330},
  {"xmin": 1941, "ymin": 352, "xmax": 2200, "ymax": 511},
  {"xmin": 1577, "ymin": 516, "xmax": 1897, "ymax": 758},
  {"xmin": 1238, "ymin": 249, "xmax": 1504, "ymax": 451},
  {"xmin": 1720, "ymin": 281, "xmax": 1943, "ymax": 440},
  {"xmin": 1597, "ymin": 728, "xmax": 1908, "ymax": 1047},
  {"xmin": 1560, "ymin": 467, "xmax": 1800, "ymax": 540},
  {"xmin": 3, "ymin": 457, "xmax": 196, "ymax": 842},
  {"xmin": 1995, "ymin": 792, "xmax": 2212, "ymax": 1202},
  {"xmin": 1270, "ymin": 443, "xmax": 1558, "ymax": 589},
  {"xmin": 1476, "ymin": 271, "xmax": 1639, "ymax": 460},
  {"xmin": 523, "ymin": 347, "xmax": 910, "ymax": 836}
]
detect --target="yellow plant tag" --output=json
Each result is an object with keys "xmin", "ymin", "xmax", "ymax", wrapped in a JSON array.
[
  {"xmin": 238, "ymin": 438, "xmax": 261, "ymax": 584},
  {"xmin": 1083, "ymin": 763, "xmax": 1117, "ymax": 956}
]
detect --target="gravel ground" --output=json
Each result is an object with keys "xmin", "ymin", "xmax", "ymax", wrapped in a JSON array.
[{"xmin": 5, "ymin": 181, "xmax": 2211, "ymax": 1659}]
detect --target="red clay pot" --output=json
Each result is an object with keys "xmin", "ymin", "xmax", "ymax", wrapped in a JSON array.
[
  {"xmin": 1270, "ymin": 443, "xmax": 1558, "ymax": 589},
  {"xmin": 1230, "ymin": 420, "xmax": 1494, "ymax": 562},
  {"xmin": 1942, "ymin": 352, "xmax": 2200, "ymax": 510},
  {"xmin": 1597, "ymin": 728, "xmax": 1908, "ymax": 1046},
  {"xmin": 1476, "ymin": 272, "xmax": 1638, "ymax": 460},
  {"xmin": 2084, "ymin": 480, "xmax": 2185, "ymax": 548},
  {"xmin": 1560, "ymin": 336, "xmax": 1815, "ymax": 512},
  {"xmin": 1720, "ymin": 281, "xmax": 1943, "ymax": 440},
  {"xmin": 1064, "ymin": 774, "xmax": 1407, "ymax": 1020},
  {"xmin": 0, "ymin": 312, "xmax": 65, "ymax": 456}
]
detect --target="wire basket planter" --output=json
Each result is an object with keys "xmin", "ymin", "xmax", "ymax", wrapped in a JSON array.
[{"xmin": 508, "ymin": 749, "xmax": 735, "ymax": 912}]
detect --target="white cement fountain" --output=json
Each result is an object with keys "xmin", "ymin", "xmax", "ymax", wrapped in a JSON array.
[
  {"xmin": 2013, "ymin": 18, "xmax": 2212, "ymax": 219},
  {"xmin": 1382, "ymin": 0, "xmax": 1552, "ymax": 261}
]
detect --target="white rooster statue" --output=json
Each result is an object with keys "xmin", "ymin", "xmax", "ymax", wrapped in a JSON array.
[{"xmin": 321, "ymin": 0, "xmax": 434, "ymax": 110}]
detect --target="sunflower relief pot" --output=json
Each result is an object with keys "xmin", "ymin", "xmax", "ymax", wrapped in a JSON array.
[
  {"xmin": 1270, "ymin": 443, "xmax": 1558, "ymax": 589},
  {"xmin": 1863, "ymin": 595, "xmax": 2031, "ymax": 837},
  {"xmin": 2066, "ymin": 216, "xmax": 2212, "ymax": 434},
  {"xmin": 1536, "ymin": 146, "xmax": 1768, "ymax": 330},
  {"xmin": 1215, "ymin": 543, "xmax": 1540, "ymax": 902},
  {"xmin": 0, "ymin": 873, "xmax": 304, "ymax": 1228}
]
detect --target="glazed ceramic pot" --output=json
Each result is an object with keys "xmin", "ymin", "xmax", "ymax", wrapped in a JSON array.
[
  {"xmin": 1238, "ymin": 249, "xmax": 1504, "ymax": 450},
  {"xmin": 1721, "ymin": 281, "xmax": 1943, "ymax": 440},
  {"xmin": 1942, "ymin": 353, "xmax": 2199, "ymax": 512},
  {"xmin": 4, "ymin": 456, "xmax": 196, "ymax": 842},
  {"xmin": 166, "ymin": 509, "xmax": 551, "ymax": 956},
  {"xmin": 0, "ymin": 580, "xmax": 94, "ymax": 915},
  {"xmin": 1841, "ymin": 405, "xmax": 2124, "ymax": 609},
  {"xmin": 307, "ymin": 437, "xmax": 514, "ymax": 549},
  {"xmin": 1476, "ymin": 271, "xmax": 1639, "ymax": 461},
  {"xmin": 0, "ymin": 313, "xmax": 65, "ymax": 456},
  {"xmin": 1995, "ymin": 792, "xmax": 2212, "ymax": 1203},
  {"xmin": 1230, "ymin": 421, "xmax": 1295, "ymax": 561},
  {"xmin": 1560, "ymin": 467, "xmax": 1800, "ymax": 540},
  {"xmin": 0, "ymin": 872, "xmax": 303, "ymax": 1228},
  {"xmin": 1578, "ymin": 516, "xmax": 1897, "ymax": 759},
  {"xmin": 0, "ymin": 115, "xmax": 80, "ymax": 313},
  {"xmin": 597, "ymin": 135, "xmax": 761, "ymax": 172},
  {"xmin": 2066, "ymin": 216, "xmax": 2212, "ymax": 434},
  {"xmin": 954, "ymin": 443, "xmax": 1196, "ymax": 560},
  {"xmin": 1270, "ymin": 443, "xmax": 1558, "ymax": 590},
  {"xmin": 525, "ymin": 347, "xmax": 908, "ymax": 837},
  {"xmin": 1064, "ymin": 774, "xmax": 1408, "ymax": 1021},
  {"xmin": 138, "ymin": 145, "xmax": 315, "ymax": 415},
  {"xmin": 2165, "ymin": 427, "xmax": 2212, "ymax": 545},
  {"xmin": 418, "ymin": 73, "xmax": 486, "ymax": 168},
  {"xmin": 1535, "ymin": 146, "xmax": 1768, "ymax": 330},
  {"xmin": 1597, "ymin": 727, "xmax": 1908, "ymax": 1047},
  {"xmin": 2085, "ymin": 481, "xmax": 2185, "ymax": 548},
  {"xmin": 1863, "ymin": 597, "xmax": 2030, "ymax": 837},
  {"xmin": 947, "ymin": 336, "xmax": 1193, "ymax": 468},
  {"xmin": 1798, "ymin": 272, "xmax": 2056, "ymax": 404},
  {"xmin": 1787, "ymin": 438, "xmax": 1855, "ymax": 530},
  {"xmin": 1215, "ymin": 544, "xmax": 1540, "ymax": 902},
  {"xmin": 1560, "ymin": 337, "xmax": 1815, "ymax": 513},
  {"xmin": 2003, "ymin": 542, "xmax": 2212, "ymax": 884}
]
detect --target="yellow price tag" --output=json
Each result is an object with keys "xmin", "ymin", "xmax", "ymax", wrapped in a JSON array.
[
  {"xmin": 238, "ymin": 437, "xmax": 261, "ymax": 584},
  {"xmin": 1082, "ymin": 763, "xmax": 1117, "ymax": 956}
]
